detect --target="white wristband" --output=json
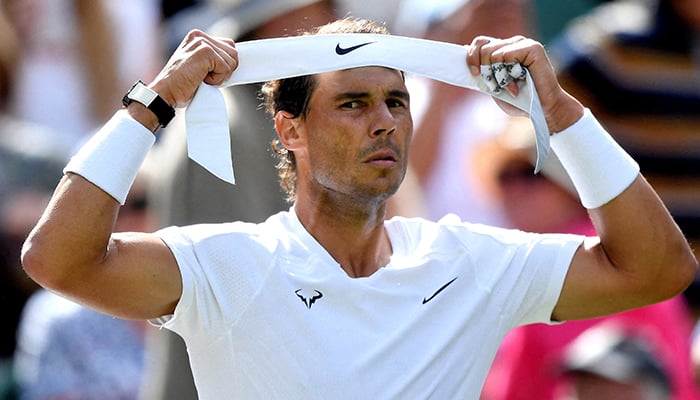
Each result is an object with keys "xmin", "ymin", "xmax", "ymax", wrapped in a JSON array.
[
  {"xmin": 63, "ymin": 110, "xmax": 155, "ymax": 204},
  {"xmin": 551, "ymin": 109, "xmax": 639, "ymax": 209}
]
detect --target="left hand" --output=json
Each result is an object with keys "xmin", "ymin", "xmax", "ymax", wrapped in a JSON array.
[{"xmin": 467, "ymin": 35, "xmax": 584, "ymax": 134}]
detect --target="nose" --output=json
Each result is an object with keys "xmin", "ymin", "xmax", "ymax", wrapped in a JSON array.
[{"xmin": 370, "ymin": 103, "xmax": 397, "ymax": 137}]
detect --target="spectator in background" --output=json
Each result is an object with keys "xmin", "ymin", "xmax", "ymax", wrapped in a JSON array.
[
  {"xmin": 558, "ymin": 323, "xmax": 672, "ymax": 400},
  {"xmin": 141, "ymin": 2, "xmax": 339, "ymax": 399},
  {"xmin": 1, "ymin": 0, "xmax": 161, "ymax": 153},
  {"xmin": 469, "ymin": 116, "xmax": 586, "ymax": 233},
  {"xmin": 475, "ymin": 117, "xmax": 700, "ymax": 399},
  {"xmin": 12, "ymin": 291, "xmax": 147, "ymax": 400}
]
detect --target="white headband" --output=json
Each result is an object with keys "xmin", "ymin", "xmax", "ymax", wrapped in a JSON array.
[{"xmin": 185, "ymin": 34, "xmax": 549, "ymax": 184}]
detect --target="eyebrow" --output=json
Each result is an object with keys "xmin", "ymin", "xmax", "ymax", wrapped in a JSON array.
[
  {"xmin": 333, "ymin": 89, "xmax": 410, "ymax": 102},
  {"xmin": 388, "ymin": 89, "xmax": 411, "ymax": 101}
]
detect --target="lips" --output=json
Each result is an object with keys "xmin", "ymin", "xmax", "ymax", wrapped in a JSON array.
[
  {"xmin": 367, "ymin": 149, "xmax": 397, "ymax": 162},
  {"xmin": 364, "ymin": 148, "xmax": 399, "ymax": 167}
]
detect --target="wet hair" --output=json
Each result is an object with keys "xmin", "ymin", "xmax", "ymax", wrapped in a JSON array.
[{"xmin": 260, "ymin": 17, "xmax": 391, "ymax": 203}]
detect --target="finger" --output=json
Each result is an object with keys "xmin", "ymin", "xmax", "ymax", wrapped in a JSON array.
[
  {"xmin": 506, "ymin": 62, "xmax": 526, "ymax": 80},
  {"xmin": 502, "ymin": 62, "xmax": 526, "ymax": 97},
  {"xmin": 187, "ymin": 35, "xmax": 238, "ymax": 86},
  {"xmin": 477, "ymin": 37, "xmax": 514, "ymax": 94},
  {"xmin": 503, "ymin": 78, "xmax": 520, "ymax": 98},
  {"xmin": 480, "ymin": 64, "xmax": 501, "ymax": 94},
  {"xmin": 210, "ymin": 36, "xmax": 238, "ymax": 69},
  {"xmin": 492, "ymin": 62, "xmax": 513, "ymax": 88},
  {"xmin": 467, "ymin": 36, "xmax": 493, "ymax": 76},
  {"xmin": 205, "ymin": 43, "xmax": 239, "ymax": 86},
  {"xmin": 483, "ymin": 37, "xmax": 532, "ymax": 97},
  {"xmin": 488, "ymin": 36, "xmax": 542, "ymax": 72}
]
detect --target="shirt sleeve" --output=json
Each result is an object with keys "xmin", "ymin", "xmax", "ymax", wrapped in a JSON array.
[{"xmin": 458, "ymin": 222, "xmax": 584, "ymax": 328}]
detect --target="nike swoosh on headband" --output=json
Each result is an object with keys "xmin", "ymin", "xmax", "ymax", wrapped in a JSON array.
[
  {"xmin": 335, "ymin": 41, "xmax": 376, "ymax": 55},
  {"xmin": 185, "ymin": 33, "xmax": 549, "ymax": 184}
]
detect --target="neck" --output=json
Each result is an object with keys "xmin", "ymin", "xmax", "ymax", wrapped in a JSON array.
[{"xmin": 294, "ymin": 194, "xmax": 392, "ymax": 278}]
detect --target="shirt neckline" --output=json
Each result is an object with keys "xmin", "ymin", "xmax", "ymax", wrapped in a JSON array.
[{"xmin": 284, "ymin": 207, "xmax": 410, "ymax": 279}]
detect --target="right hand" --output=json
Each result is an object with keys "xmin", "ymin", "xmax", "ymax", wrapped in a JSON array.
[{"xmin": 149, "ymin": 29, "xmax": 238, "ymax": 109}]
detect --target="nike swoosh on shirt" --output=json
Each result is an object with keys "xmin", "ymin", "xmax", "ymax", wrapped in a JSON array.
[
  {"xmin": 422, "ymin": 277, "xmax": 458, "ymax": 304},
  {"xmin": 335, "ymin": 41, "xmax": 375, "ymax": 55}
]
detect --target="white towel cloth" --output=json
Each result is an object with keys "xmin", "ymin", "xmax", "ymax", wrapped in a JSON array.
[{"xmin": 185, "ymin": 33, "xmax": 549, "ymax": 184}]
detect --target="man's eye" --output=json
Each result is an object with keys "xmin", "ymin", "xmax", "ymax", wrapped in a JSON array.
[
  {"xmin": 387, "ymin": 99, "xmax": 407, "ymax": 108},
  {"xmin": 341, "ymin": 101, "xmax": 361, "ymax": 109}
]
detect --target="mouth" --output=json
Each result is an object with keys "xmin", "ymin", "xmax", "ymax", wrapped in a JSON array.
[{"xmin": 364, "ymin": 149, "xmax": 398, "ymax": 167}]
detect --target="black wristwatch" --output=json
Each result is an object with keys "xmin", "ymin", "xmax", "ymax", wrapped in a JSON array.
[{"xmin": 122, "ymin": 80, "xmax": 175, "ymax": 128}]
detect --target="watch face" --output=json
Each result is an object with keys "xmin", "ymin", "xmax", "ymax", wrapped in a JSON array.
[{"xmin": 121, "ymin": 81, "xmax": 175, "ymax": 128}]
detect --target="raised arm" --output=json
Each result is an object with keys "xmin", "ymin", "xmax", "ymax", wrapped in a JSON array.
[
  {"xmin": 21, "ymin": 30, "xmax": 239, "ymax": 320},
  {"xmin": 466, "ymin": 36, "xmax": 698, "ymax": 321}
]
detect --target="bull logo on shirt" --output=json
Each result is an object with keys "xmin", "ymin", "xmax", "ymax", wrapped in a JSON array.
[{"xmin": 295, "ymin": 289, "xmax": 323, "ymax": 309}]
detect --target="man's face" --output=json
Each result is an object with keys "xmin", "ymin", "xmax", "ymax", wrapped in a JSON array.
[{"xmin": 294, "ymin": 66, "xmax": 412, "ymax": 203}]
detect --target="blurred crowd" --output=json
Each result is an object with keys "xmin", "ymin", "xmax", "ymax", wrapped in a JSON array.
[{"xmin": 0, "ymin": 0, "xmax": 698, "ymax": 399}]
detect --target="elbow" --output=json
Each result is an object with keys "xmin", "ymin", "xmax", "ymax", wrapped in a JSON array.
[
  {"xmin": 670, "ymin": 236, "xmax": 699, "ymax": 294},
  {"xmin": 649, "ymin": 244, "xmax": 698, "ymax": 302},
  {"xmin": 21, "ymin": 237, "xmax": 53, "ymax": 289},
  {"xmin": 21, "ymin": 236, "xmax": 72, "ymax": 292},
  {"xmin": 674, "ymin": 248, "xmax": 699, "ymax": 295},
  {"xmin": 22, "ymin": 230, "xmax": 110, "ymax": 294}
]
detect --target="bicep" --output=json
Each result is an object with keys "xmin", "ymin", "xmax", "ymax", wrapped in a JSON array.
[
  {"xmin": 70, "ymin": 232, "xmax": 183, "ymax": 320},
  {"xmin": 552, "ymin": 236, "xmax": 648, "ymax": 321}
]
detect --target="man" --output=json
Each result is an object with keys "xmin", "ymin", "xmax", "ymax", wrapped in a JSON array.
[{"xmin": 21, "ymin": 18, "xmax": 697, "ymax": 398}]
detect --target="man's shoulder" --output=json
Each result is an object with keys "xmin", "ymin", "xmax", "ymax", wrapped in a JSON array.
[
  {"xmin": 155, "ymin": 210, "xmax": 293, "ymax": 245},
  {"xmin": 387, "ymin": 214, "xmax": 527, "ymax": 248}
]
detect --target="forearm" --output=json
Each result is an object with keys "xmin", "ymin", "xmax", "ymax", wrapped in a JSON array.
[
  {"xmin": 553, "ymin": 110, "xmax": 697, "ymax": 306},
  {"xmin": 588, "ymin": 175, "xmax": 697, "ymax": 299}
]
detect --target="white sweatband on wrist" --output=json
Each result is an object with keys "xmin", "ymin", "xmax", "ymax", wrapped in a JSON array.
[
  {"xmin": 63, "ymin": 110, "xmax": 155, "ymax": 204},
  {"xmin": 550, "ymin": 108, "xmax": 640, "ymax": 209}
]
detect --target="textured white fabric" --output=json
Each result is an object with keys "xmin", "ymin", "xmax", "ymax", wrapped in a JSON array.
[
  {"xmin": 153, "ymin": 209, "xmax": 583, "ymax": 399},
  {"xmin": 185, "ymin": 34, "xmax": 550, "ymax": 184},
  {"xmin": 551, "ymin": 108, "xmax": 640, "ymax": 209},
  {"xmin": 63, "ymin": 110, "xmax": 155, "ymax": 204}
]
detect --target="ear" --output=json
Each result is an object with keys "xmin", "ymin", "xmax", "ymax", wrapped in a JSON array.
[{"xmin": 275, "ymin": 111, "xmax": 304, "ymax": 151}]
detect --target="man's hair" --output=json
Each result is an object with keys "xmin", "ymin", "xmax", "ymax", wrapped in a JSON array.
[{"xmin": 261, "ymin": 17, "xmax": 391, "ymax": 203}]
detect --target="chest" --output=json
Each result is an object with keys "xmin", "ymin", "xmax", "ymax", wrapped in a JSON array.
[{"xmin": 226, "ymin": 256, "xmax": 503, "ymax": 385}]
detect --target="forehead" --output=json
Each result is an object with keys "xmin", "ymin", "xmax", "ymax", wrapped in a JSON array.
[{"xmin": 313, "ymin": 66, "xmax": 407, "ymax": 97}]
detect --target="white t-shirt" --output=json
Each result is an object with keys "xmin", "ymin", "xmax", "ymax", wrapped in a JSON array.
[{"xmin": 154, "ymin": 209, "xmax": 583, "ymax": 399}]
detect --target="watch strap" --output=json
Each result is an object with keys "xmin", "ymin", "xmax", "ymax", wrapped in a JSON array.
[{"xmin": 122, "ymin": 81, "xmax": 175, "ymax": 128}]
